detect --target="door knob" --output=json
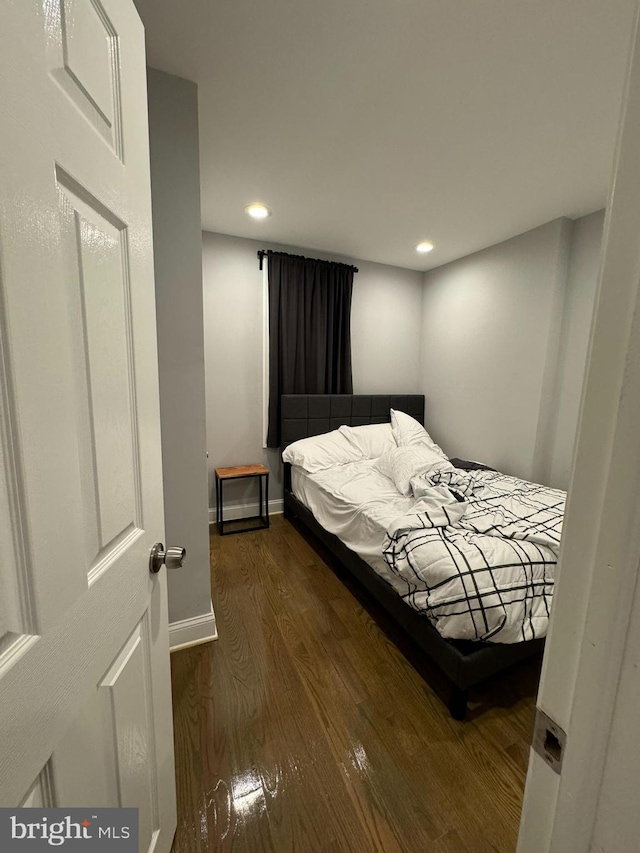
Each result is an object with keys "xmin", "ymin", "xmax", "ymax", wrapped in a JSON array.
[{"xmin": 149, "ymin": 542, "xmax": 186, "ymax": 574}]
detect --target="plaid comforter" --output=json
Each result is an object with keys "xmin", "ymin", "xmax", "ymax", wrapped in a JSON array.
[{"xmin": 382, "ymin": 468, "xmax": 566, "ymax": 643}]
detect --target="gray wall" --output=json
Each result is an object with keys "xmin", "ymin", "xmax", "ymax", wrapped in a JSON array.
[
  {"xmin": 420, "ymin": 219, "xmax": 571, "ymax": 480},
  {"xmin": 147, "ymin": 69, "xmax": 213, "ymax": 625},
  {"xmin": 419, "ymin": 216, "xmax": 603, "ymax": 485},
  {"xmin": 202, "ymin": 232, "xmax": 423, "ymax": 513},
  {"xmin": 548, "ymin": 210, "xmax": 604, "ymax": 489},
  {"xmin": 203, "ymin": 213, "xmax": 603, "ymax": 516}
]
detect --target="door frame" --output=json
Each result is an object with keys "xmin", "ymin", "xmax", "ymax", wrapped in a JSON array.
[{"xmin": 517, "ymin": 2, "xmax": 640, "ymax": 849}]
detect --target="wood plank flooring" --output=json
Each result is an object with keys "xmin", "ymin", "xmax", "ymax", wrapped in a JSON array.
[{"xmin": 170, "ymin": 516, "xmax": 541, "ymax": 853}]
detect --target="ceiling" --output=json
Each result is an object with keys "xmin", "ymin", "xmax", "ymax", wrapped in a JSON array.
[{"xmin": 134, "ymin": 0, "xmax": 637, "ymax": 271}]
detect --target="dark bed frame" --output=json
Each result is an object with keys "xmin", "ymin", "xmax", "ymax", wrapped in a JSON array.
[{"xmin": 280, "ymin": 393, "xmax": 545, "ymax": 720}]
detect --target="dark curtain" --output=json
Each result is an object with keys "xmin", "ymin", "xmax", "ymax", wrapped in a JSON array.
[{"xmin": 267, "ymin": 251, "xmax": 354, "ymax": 447}]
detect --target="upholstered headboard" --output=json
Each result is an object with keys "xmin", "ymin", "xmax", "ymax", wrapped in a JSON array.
[{"xmin": 280, "ymin": 394, "xmax": 425, "ymax": 448}]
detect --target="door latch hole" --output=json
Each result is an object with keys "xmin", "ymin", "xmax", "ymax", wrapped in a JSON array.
[
  {"xmin": 533, "ymin": 707, "xmax": 566, "ymax": 774},
  {"xmin": 544, "ymin": 729, "xmax": 562, "ymax": 762}
]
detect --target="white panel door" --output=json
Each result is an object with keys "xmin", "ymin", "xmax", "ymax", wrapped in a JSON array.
[{"xmin": 0, "ymin": 2, "xmax": 177, "ymax": 851}]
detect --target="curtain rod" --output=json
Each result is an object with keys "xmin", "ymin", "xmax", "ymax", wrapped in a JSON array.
[{"xmin": 257, "ymin": 249, "xmax": 358, "ymax": 273}]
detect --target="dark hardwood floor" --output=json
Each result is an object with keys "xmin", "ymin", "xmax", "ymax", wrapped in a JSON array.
[{"xmin": 170, "ymin": 515, "xmax": 540, "ymax": 853}]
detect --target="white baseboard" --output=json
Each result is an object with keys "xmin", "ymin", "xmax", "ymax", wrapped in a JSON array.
[
  {"xmin": 208, "ymin": 498, "xmax": 283, "ymax": 525},
  {"xmin": 169, "ymin": 602, "xmax": 218, "ymax": 653}
]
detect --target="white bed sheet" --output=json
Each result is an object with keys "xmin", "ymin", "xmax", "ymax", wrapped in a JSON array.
[{"xmin": 291, "ymin": 459, "xmax": 414, "ymax": 594}]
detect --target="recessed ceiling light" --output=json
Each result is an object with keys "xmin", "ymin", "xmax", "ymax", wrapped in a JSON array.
[
  {"xmin": 416, "ymin": 241, "xmax": 434, "ymax": 253},
  {"xmin": 245, "ymin": 203, "xmax": 271, "ymax": 220}
]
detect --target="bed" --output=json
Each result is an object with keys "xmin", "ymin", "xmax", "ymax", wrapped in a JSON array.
[{"xmin": 281, "ymin": 393, "xmax": 554, "ymax": 720}]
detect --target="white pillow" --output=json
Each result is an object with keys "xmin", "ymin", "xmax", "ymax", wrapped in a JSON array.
[
  {"xmin": 338, "ymin": 423, "xmax": 396, "ymax": 459},
  {"xmin": 390, "ymin": 409, "xmax": 447, "ymax": 459},
  {"xmin": 373, "ymin": 445, "xmax": 451, "ymax": 496},
  {"xmin": 282, "ymin": 430, "xmax": 364, "ymax": 472}
]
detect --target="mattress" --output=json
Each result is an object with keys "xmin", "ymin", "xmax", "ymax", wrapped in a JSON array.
[
  {"xmin": 291, "ymin": 459, "xmax": 415, "ymax": 594},
  {"xmin": 291, "ymin": 458, "xmax": 564, "ymax": 643}
]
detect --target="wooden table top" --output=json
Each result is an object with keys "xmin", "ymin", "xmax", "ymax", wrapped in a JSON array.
[{"xmin": 215, "ymin": 463, "xmax": 270, "ymax": 479}]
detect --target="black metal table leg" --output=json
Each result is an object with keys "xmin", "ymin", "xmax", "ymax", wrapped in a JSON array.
[
  {"xmin": 219, "ymin": 477, "xmax": 224, "ymax": 536},
  {"xmin": 215, "ymin": 474, "xmax": 220, "ymax": 527}
]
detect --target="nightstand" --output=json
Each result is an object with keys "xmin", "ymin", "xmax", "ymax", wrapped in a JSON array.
[{"xmin": 214, "ymin": 464, "xmax": 270, "ymax": 536}]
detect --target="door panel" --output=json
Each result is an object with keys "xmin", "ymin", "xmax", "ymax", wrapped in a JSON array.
[
  {"xmin": 0, "ymin": 2, "xmax": 176, "ymax": 851},
  {"xmin": 52, "ymin": 616, "xmax": 160, "ymax": 850},
  {"xmin": 0, "ymin": 383, "xmax": 36, "ymax": 659},
  {"xmin": 101, "ymin": 618, "xmax": 159, "ymax": 851},
  {"xmin": 48, "ymin": 0, "xmax": 124, "ymax": 156},
  {"xmin": 19, "ymin": 767, "xmax": 55, "ymax": 810},
  {"xmin": 57, "ymin": 169, "xmax": 142, "ymax": 576}
]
